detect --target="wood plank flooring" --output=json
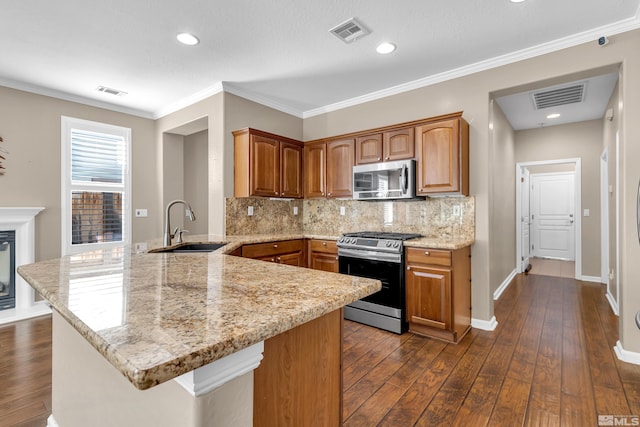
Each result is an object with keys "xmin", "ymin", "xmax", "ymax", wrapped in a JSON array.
[
  {"xmin": 343, "ymin": 274, "xmax": 640, "ymax": 426},
  {"xmin": 2, "ymin": 273, "xmax": 639, "ymax": 426}
]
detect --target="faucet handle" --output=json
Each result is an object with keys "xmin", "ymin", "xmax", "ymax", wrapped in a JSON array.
[{"xmin": 173, "ymin": 227, "xmax": 189, "ymax": 244}]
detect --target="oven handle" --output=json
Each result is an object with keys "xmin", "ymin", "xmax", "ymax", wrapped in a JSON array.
[{"xmin": 338, "ymin": 248, "xmax": 402, "ymax": 263}]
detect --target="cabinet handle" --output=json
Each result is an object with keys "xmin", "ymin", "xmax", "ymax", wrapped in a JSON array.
[
  {"xmin": 335, "ymin": 256, "xmax": 339, "ymax": 260},
  {"xmin": 328, "ymin": 192, "xmax": 332, "ymax": 197},
  {"xmin": 407, "ymin": 266, "xmax": 411, "ymax": 270},
  {"xmin": 424, "ymin": 251, "xmax": 430, "ymax": 256},
  {"xmin": 273, "ymin": 244, "xmax": 278, "ymax": 248},
  {"xmin": 322, "ymin": 242, "xmax": 327, "ymax": 246},
  {"xmin": 274, "ymin": 191, "xmax": 278, "ymax": 195},
  {"xmin": 271, "ymin": 258, "xmax": 275, "ymax": 262},
  {"xmin": 277, "ymin": 257, "xmax": 281, "ymax": 262},
  {"xmin": 377, "ymin": 157, "xmax": 381, "ymax": 161},
  {"xmin": 385, "ymin": 156, "xmax": 390, "ymax": 160}
]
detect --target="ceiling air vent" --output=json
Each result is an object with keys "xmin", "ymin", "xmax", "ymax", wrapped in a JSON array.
[
  {"xmin": 531, "ymin": 83, "xmax": 585, "ymax": 110},
  {"xmin": 329, "ymin": 18, "xmax": 369, "ymax": 43},
  {"xmin": 96, "ymin": 86, "xmax": 127, "ymax": 96}
]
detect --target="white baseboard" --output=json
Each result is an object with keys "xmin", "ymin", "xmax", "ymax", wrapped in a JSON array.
[
  {"xmin": 605, "ymin": 291, "xmax": 619, "ymax": 316},
  {"xmin": 472, "ymin": 316, "xmax": 498, "ymax": 331},
  {"xmin": 493, "ymin": 268, "xmax": 517, "ymax": 301},
  {"xmin": 47, "ymin": 415, "xmax": 59, "ymax": 427},
  {"xmin": 614, "ymin": 340, "xmax": 640, "ymax": 365},
  {"xmin": 579, "ymin": 275, "xmax": 602, "ymax": 283}
]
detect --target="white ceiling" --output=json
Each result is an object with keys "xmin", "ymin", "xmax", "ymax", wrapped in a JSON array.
[{"xmin": 1, "ymin": 1, "xmax": 639, "ymax": 121}]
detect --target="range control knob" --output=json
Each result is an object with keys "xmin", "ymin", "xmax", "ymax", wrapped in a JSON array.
[
  {"xmin": 393, "ymin": 242, "xmax": 400, "ymax": 248},
  {"xmin": 338, "ymin": 237, "xmax": 344, "ymax": 243},
  {"xmin": 385, "ymin": 241, "xmax": 392, "ymax": 247}
]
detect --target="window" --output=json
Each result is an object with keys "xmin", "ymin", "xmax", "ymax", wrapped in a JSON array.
[{"xmin": 61, "ymin": 117, "xmax": 131, "ymax": 255}]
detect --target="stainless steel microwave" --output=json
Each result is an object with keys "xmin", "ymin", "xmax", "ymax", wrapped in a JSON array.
[{"xmin": 352, "ymin": 159, "xmax": 419, "ymax": 200}]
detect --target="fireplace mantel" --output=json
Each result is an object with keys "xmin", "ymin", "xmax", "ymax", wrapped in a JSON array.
[{"xmin": 0, "ymin": 207, "xmax": 50, "ymax": 324}]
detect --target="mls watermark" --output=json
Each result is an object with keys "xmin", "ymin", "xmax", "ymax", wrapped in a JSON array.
[{"xmin": 598, "ymin": 415, "xmax": 640, "ymax": 426}]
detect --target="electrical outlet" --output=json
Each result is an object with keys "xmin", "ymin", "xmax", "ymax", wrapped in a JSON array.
[
  {"xmin": 248, "ymin": 206, "xmax": 254, "ymax": 216},
  {"xmin": 293, "ymin": 206, "xmax": 299, "ymax": 216},
  {"xmin": 340, "ymin": 206, "xmax": 346, "ymax": 216},
  {"xmin": 453, "ymin": 205, "xmax": 461, "ymax": 216},
  {"xmin": 134, "ymin": 242, "xmax": 148, "ymax": 252},
  {"xmin": 135, "ymin": 209, "xmax": 148, "ymax": 217}
]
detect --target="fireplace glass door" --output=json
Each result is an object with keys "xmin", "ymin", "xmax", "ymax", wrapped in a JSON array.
[{"xmin": 0, "ymin": 230, "xmax": 16, "ymax": 310}]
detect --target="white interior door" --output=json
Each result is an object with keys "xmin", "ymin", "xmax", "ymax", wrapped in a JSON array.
[
  {"xmin": 531, "ymin": 172, "xmax": 576, "ymax": 260},
  {"xmin": 521, "ymin": 168, "xmax": 531, "ymax": 271}
]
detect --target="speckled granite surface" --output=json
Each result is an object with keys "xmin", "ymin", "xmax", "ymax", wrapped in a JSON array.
[{"xmin": 17, "ymin": 234, "xmax": 380, "ymax": 391}]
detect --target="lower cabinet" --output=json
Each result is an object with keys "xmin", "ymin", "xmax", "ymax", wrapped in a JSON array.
[
  {"xmin": 307, "ymin": 239, "xmax": 339, "ymax": 273},
  {"xmin": 241, "ymin": 239, "xmax": 305, "ymax": 267},
  {"xmin": 405, "ymin": 246, "xmax": 471, "ymax": 343}
]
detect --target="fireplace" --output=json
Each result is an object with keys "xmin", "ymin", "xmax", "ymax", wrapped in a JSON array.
[
  {"xmin": 0, "ymin": 207, "xmax": 49, "ymax": 324},
  {"xmin": 0, "ymin": 231, "xmax": 15, "ymax": 310}
]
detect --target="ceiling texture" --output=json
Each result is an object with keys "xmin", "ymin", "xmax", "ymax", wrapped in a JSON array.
[{"xmin": 2, "ymin": 1, "xmax": 639, "ymax": 126}]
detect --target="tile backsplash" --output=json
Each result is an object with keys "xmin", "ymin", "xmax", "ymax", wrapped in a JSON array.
[{"xmin": 226, "ymin": 197, "xmax": 474, "ymax": 240}]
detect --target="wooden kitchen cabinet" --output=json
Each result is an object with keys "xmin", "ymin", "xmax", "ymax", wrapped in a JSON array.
[
  {"xmin": 241, "ymin": 239, "xmax": 305, "ymax": 267},
  {"xmin": 405, "ymin": 246, "xmax": 471, "ymax": 343},
  {"xmin": 355, "ymin": 127, "xmax": 414, "ymax": 165},
  {"xmin": 415, "ymin": 116, "xmax": 469, "ymax": 196},
  {"xmin": 233, "ymin": 128, "xmax": 303, "ymax": 199},
  {"xmin": 307, "ymin": 239, "xmax": 339, "ymax": 273},
  {"xmin": 304, "ymin": 139, "xmax": 354, "ymax": 198}
]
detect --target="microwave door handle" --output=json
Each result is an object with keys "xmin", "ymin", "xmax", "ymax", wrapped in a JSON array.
[{"xmin": 401, "ymin": 163, "xmax": 408, "ymax": 194}]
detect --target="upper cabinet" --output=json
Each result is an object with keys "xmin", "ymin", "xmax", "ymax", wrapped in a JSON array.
[
  {"xmin": 415, "ymin": 116, "xmax": 469, "ymax": 196},
  {"xmin": 304, "ymin": 138, "xmax": 354, "ymax": 199},
  {"xmin": 233, "ymin": 128, "xmax": 303, "ymax": 199},
  {"xmin": 355, "ymin": 128, "xmax": 415, "ymax": 165}
]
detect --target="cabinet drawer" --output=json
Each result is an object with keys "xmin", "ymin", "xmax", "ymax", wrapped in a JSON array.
[
  {"xmin": 309, "ymin": 239, "xmax": 337, "ymax": 254},
  {"xmin": 242, "ymin": 239, "xmax": 304, "ymax": 259},
  {"xmin": 405, "ymin": 247, "xmax": 452, "ymax": 266}
]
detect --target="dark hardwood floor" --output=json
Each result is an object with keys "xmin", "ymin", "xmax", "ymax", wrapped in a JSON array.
[
  {"xmin": 0, "ymin": 314, "xmax": 51, "ymax": 427},
  {"xmin": 343, "ymin": 274, "xmax": 640, "ymax": 426},
  {"xmin": 2, "ymin": 273, "xmax": 639, "ymax": 426}
]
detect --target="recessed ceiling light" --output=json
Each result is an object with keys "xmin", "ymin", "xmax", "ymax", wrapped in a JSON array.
[
  {"xmin": 510, "ymin": 0, "xmax": 526, "ymax": 3},
  {"xmin": 547, "ymin": 113, "xmax": 561, "ymax": 119},
  {"xmin": 177, "ymin": 33, "xmax": 199, "ymax": 46},
  {"xmin": 376, "ymin": 42, "xmax": 396, "ymax": 54}
]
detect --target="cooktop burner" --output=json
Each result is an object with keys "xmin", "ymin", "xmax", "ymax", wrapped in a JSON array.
[{"xmin": 342, "ymin": 231, "xmax": 423, "ymax": 241}]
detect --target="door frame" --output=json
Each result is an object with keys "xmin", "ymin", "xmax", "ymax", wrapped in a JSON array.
[{"xmin": 515, "ymin": 158, "xmax": 582, "ymax": 279}]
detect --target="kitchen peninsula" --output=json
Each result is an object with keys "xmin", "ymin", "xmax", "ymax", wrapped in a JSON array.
[{"xmin": 17, "ymin": 234, "xmax": 381, "ymax": 427}]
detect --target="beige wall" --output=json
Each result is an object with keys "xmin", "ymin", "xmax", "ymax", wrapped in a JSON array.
[
  {"xmin": 0, "ymin": 87, "xmax": 156, "ymax": 261},
  {"xmin": 303, "ymin": 27, "xmax": 640, "ymax": 352},
  {"xmin": 184, "ymin": 130, "xmax": 209, "ymax": 235},
  {"xmin": 489, "ymin": 101, "xmax": 516, "ymax": 296},
  {"xmin": 515, "ymin": 120, "xmax": 603, "ymax": 277}
]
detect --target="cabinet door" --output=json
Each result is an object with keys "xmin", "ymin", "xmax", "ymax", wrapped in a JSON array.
[
  {"xmin": 406, "ymin": 264, "xmax": 452, "ymax": 331},
  {"xmin": 280, "ymin": 142, "xmax": 303, "ymax": 198},
  {"xmin": 415, "ymin": 119, "xmax": 460, "ymax": 194},
  {"xmin": 304, "ymin": 143, "xmax": 326, "ymax": 198},
  {"xmin": 250, "ymin": 135, "xmax": 280, "ymax": 197},
  {"xmin": 277, "ymin": 251, "xmax": 305, "ymax": 267},
  {"xmin": 326, "ymin": 139, "xmax": 354, "ymax": 198},
  {"xmin": 309, "ymin": 252, "xmax": 339, "ymax": 273},
  {"xmin": 383, "ymin": 128, "xmax": 415, "ymax": 161},
  {"xmin": 355, "ymin": 133, "xmax": 383, "ymax": 165}
]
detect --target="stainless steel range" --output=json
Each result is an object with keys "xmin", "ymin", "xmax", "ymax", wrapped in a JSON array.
[{"xmin": 337, "ymin": 231, "xmax": 422, "ymax": 334}]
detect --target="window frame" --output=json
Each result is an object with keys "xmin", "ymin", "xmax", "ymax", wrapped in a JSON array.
[{"xmin": 61, "ymin": 116, "xmax": 132, "ymax": 256}]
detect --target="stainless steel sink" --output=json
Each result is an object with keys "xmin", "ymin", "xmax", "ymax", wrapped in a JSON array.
[{"xmin": 149, "ymin": 243, "xmax": 226, "ymax": 253}]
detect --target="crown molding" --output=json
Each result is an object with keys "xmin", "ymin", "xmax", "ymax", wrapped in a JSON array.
[
  {"xmin": 0, "ymin": 77, "xmax": 155, "ymax": 119},
  {"xmin": 221, "ymin": 83, "xmax": 305, "ymax": 118},
  {"xmin": 301, "ymin": 15, "xmax": 640, "ymax": 119},
  {"xmin": 153, "ymin": 82, "xmax": 225, "ymax": 119}
]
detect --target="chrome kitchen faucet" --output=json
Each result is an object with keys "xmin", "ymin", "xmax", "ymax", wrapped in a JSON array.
[{"xmin": 163, "ymin": 200, "xmax": 196, "ymax": 246}]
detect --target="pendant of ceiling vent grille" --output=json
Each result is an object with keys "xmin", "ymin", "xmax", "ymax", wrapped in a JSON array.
[
  {"xmin": 531, "ymin": 83, "xmax": 585, "ymax": 110},
  {"xmin": 96, "ymin": 86, "xmax": 127, "ymax": 96},
  {"xmin": 329, "ymin": 18, "xmax": 369, "ymax": 43}
]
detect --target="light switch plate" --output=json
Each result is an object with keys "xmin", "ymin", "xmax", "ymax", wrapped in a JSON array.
[
  {"xmin": 248, "ymin": 206, "xmax": 254, "ymax": 216},
  {"xmin": 340, "ymin": 206, "xmax": 346, "ymax": 216},
  {"xmin": 135, "ymin": 209, "xmax": 148, "ymax": 217},
  {"xmin": 293, "ymin": 206, "xmax": 298, "ymax": 215},
  {"xmin": 584, "ymin": 209, "xmax": 590, "ymax": 217}
]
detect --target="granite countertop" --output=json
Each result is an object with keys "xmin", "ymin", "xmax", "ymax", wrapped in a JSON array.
[{"xmin": 17, "ymin": 233, "xmax": 381, "ymax": 391}]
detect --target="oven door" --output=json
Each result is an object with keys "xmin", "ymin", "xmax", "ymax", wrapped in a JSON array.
[{"xmin": 338, "ymin": 255, "xmax": 403, "ymax": 310}]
